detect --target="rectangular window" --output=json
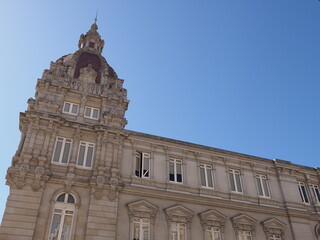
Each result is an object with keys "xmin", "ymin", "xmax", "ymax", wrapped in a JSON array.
[
  {"xmin": 52, "ymin": 137, "xmax": 72, "ymax": 165},
  {"xmin": 310, "ymin": 184, "xmax": 320, "ymax": 204},
  {"xmin": 169, "ymin": 158, "xmax": 183, "ymax": 183},
  {"xmin": 84, "ymin": 106, "xmax": 100, "ymax": 119},
  {"xmin": 239, "ymin": 230, "xmax": 252, "ymax": 240},
  {"xmin": 298, "ymin": 182, "xmax": 309, "ymax": 204},
  {"xmin": 49, "ymin": 208, "xmax": 74, "ymax": 240},
  {"xmin": 229, "ymin": 169, "xmax": 243, "ymax": 193},
  {"xmin": 256, "ymin": 174, "xmax": 270, "ymax": 197},
  {"xmin": 171, "ymin": 222, "xmax": 186, "ymax": 240},
  {"xmin": 132, "ymin": 218, "xmax": 149, "ymax": 240},
  {"xmin": 77, "ymin": 141, "xmax": 94, "ymax": 168},
  {"xmin": 62, "ymin": 102, "xmax": 79, "ymax": 115},
  {"xmin": 206, "ymin": 226, "xmax": 221, "ymax": 240},
  {"xmin": 200, "ymin": 164, "xmax": 214, "ymax": 188},
  {"xmin": 135, "ymin": 152, "xmax": 150, "ymax": 178}
]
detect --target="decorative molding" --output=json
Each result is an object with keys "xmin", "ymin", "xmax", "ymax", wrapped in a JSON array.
[{"xmin": 261, "ymin": 218, "xmax": 286, "ymax": 239}]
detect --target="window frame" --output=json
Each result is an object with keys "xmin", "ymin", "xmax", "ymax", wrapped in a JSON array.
[
  {"xmin": 238, "ymin": 230, "xmax": 252, "ymax": 240},
  {"xmin": 205, "ymin": 226, "xmax": 221, "ymax": 240},
  {"xmin": 169, "ymin": 158, "xmax": 183, "ymax": 183},
  {"xmin": 298, "ymin": 182, "xmax": 309, "ymax": 204},
  {"xmin": 48, "ymin": 193, "xmax": 76, "ymax": 240},
  {"xmin": 268, "ymin": 235, "xmax": 281, "ymax": 240},
  {"xmin": 199, "ymin": 164, "xmax": 214, "ymax": 188},
  {"xmin": 51, "ymin": 137, "xmax": 72, "ymax": 165},
  {"xmin": 132, "ymin": 217, "xmax": 150, "ymax": 240},
  {"xmin": 84, "ymin": 106, "xmax": 100, "ymax": 120},
  {"xmin": 310, "ymin": 184, "xmax": 320, "ymax": 204},
  {"xmin": 135, "ymin": 152, "xmax": 151, "ymax": 178},
  {"xmin": 228, "ymin": 169, "xmax": 243, "ymax": 193},
  {"xmin": 255, "ymin": 174, "xmax": 270, "ymax": 198},
  {"xmin": 62, "ymin": 102, "xmax": 79, "ymax": 116},
  {"xmin": 171, "ymin": 222, "xmax": 187, "ymax": 240},
  {"xmin": 76, "ymin": 141, "xmax": 95, "ymax": 169}
]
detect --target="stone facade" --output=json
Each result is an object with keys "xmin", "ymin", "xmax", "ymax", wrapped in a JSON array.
[{"xmin": 0, "ymin": 22, "xmax": 320, "ymax": 240}]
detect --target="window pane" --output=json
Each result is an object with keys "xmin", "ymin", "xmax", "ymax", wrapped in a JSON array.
[
  {"xmin": 315, "ymin": 187, "xmax": 320, "ymax": 202},
  {"xmin": 85, "ymin": 146, "xmax": 93, "ymax": 167},
  {"xmin": 136, "ymin": 153, "xmax": 141, "ymax": 177},
  {"xmin": 142, "ymin": 223, "xmax": 149, "ymax": 240},
  {"xmin": 301, "ymin": 185, "xmax": 309, "ymax": 203},
  {"xmin": 176, "ymin": 162, "xmax": 182, "ymax": 182},
  {"xmin": 53, "ymin": 141, "xmax": 62, "ymax": 162},
  {"xmin": 93, "ymin": 109, "xmax": 99, "ymax": 118},
  {"xmin": 77, "ymin": 145, "xmax": 85, "ymax": 166},
  {"xmin": 229, "ymin": 172, "xmax": 236, "ymax": 191},
  {"xmin": 133, "ymin": 222, "xmax": 140, "ymax": 240},
  {"xmin": 235, "ymin": 173, "xmax": 242, "ymax": 192},
  {"xmin": 200, "ymin": 167, "xmax": 206, "ymax": 186},
  {"xmin": 169, "ymin": 161, "xmax": 174, "ymax": 181},
  {"xmin": 67, "ymin": 194, "xmax": 75, "ymax": 204},
  {"xmin": 256, "ymin": 177, "xmax": 263, "ymax": 196},
  {"xmin": 179, "ymin": 226, "xmax": 185, "ymax": 240},
  {"xmin": 49, "ymin": 213, "xmax": 61, "ymax": 240},
  {"xmin": 62, "ymin": 142, "xmax": 71, "ymax": 164},
  {"xmin": 57, "ymin": 193, "xmax": 65, "ymax": 202},
  {"xmin": 143, "ymin": 156, "xmax": 149, "ymax": 177},
  {"xmin": 71, "ymin": 104, "xmax": 78, "ymax": 114},
  {"xmin": 61, "ymin": 214, "xmax": 72, "ymax": 240},
  {"xmin": 262, "ymin": 178, "xmax": 270, "ymax": 197},
  {"xmin": 63, "ymin": 103, "xmax": 70, "ymax": 113},
  {"xmin": 207, "ymin": 168, "xmax": 213, "ymax": 188},
  {"xmin": 85, "ymin": 108, "xmax": 91, "ymax": 117}
]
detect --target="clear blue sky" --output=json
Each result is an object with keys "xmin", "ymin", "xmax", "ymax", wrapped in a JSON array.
[{"xmin": 1, "ymin": 0, "xmax": 320, "ymax": 220}]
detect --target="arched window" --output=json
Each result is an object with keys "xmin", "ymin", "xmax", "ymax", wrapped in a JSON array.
[{"xmin": 49, "ymin": 193, "xmax": 76, "ymax": 240}]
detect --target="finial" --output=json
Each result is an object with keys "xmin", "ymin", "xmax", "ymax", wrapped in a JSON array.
[{"xmin": 94, "ymin": 10, "xmax": 98, "ymax": 24}]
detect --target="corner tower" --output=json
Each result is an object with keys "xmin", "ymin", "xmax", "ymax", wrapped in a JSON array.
[{"xmin": 0, "ymin": 22, "xmax": 129, "ymax": 240}]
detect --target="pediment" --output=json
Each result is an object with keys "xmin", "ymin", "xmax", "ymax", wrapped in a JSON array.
[
  {"xmin": 128, "ymin": 199, "xmax": 158, "ymax": 213},
  {"xmin": 200, "ymin": 209, "xmax": 227, "ymax": 222},
  {"xmin": 232, "ymin": 213, "xmax": 257, "ymax": 225},
  {"xmin": 262, "ymin": 218, "xmax": 286, "ymax": 231},
  {"xmin": 165, "ymin": 204, "xmax": 194, "ymax": 217}
]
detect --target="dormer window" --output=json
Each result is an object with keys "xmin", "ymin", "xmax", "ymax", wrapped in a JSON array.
[{"xmin": 89, "ymin": 42, "xmax": 95, "ymax": 48}]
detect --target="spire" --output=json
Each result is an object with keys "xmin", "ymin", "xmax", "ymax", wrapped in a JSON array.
[{"xmin": 78, "ymin": 15, "xmax": 105, "ymax": 54}]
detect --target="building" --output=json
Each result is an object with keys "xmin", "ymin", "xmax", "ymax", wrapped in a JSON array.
[{"xmin": 0, "ymin": 21, "xmax": 320, "ymax": 240}]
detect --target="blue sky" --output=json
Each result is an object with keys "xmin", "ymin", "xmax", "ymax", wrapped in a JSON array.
[{"xmin": 0, "ymin": 0, "xmax": 320, "ymax": 219}]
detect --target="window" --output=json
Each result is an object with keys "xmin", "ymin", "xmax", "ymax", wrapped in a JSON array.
[
  {"xmin": 298, "ymin": 182, "xmax": 309, "ymax": 204},
  {"xmin": 165, "ymin": 205, "xmax": 193, "ymax": 240},
  {"xmin": 268, "ymin": 235, "xmax": 281, "ymax": 240},
  {"xmin": 49, "ymin": 193, "xmax": 75, "ymax": 240},
  {"xmin": 132, "ymin": 218, "xmax": 150, "ymax": 240},
  {"xmin": 310, "ymin": 184, "xmax": 320, "ymax": 204},
  {"xmin": 169, "ymin": 158, "xmax": 183, "ymax": 183},
  {"xmin": 200, "ymin": 164, "xmax": 214, "ymax": 188},
  {"xmin": 77, "ymin": 141, "xmax": 94, "ymax": 168},
  {"xmin": 171, "ymin": 222, "xmax": 186, "ymax": 240},
  {"xmin": 238, "ymin": 230, "xmax": 252, "ymax": 240},
  {"xmin": 84, "ymin": 106, "xmax": 99, "ymax": 119},
  {"xmin": 62, "ymin": 102, "xmax": 79, "ymax": 115},
  {"xmin": 256, "ymin": 174, "xmax": 270, "ymax": 197},
  {"xmin": 135, "ymin": 152, "xmax": 150, "ymax": 178},
  {"xmin": 206, "ymin": 226, "xmax": 221, "ymax": 240},
  {"xmin": 52, "ymin": 137, "xmax": 72, "ymax": 165},
  {"xmin": 229, "ymin": 169, "xmax": 242, "ymax": 193},
  {"xmin": 128, "ymin": 200, "xmax": 158, "ymax": 240}
]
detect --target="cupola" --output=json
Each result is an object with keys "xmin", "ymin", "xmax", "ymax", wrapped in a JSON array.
[{"xmin": 78, "ymin": 21, "xmax": 105, "ymax": 54}]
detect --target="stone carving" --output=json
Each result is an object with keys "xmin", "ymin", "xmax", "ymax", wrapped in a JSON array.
[
  {"xmin": 31, "ymin": 166, "xmax": 45, "ymax": 191},
  {"xmin": 107, "ymin": 177, "xmax": 119, "ymax": 202},
  {"xmin": 103, "ymin": 109, "xmax": 127, "ymax": 128},
  {"xmin": 94, "ymin": 175, "xmax": 105, "ymax": 200},
  {"xmin": 79, "ymin": 64, "xmax": 98, "ymax": 83}
]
